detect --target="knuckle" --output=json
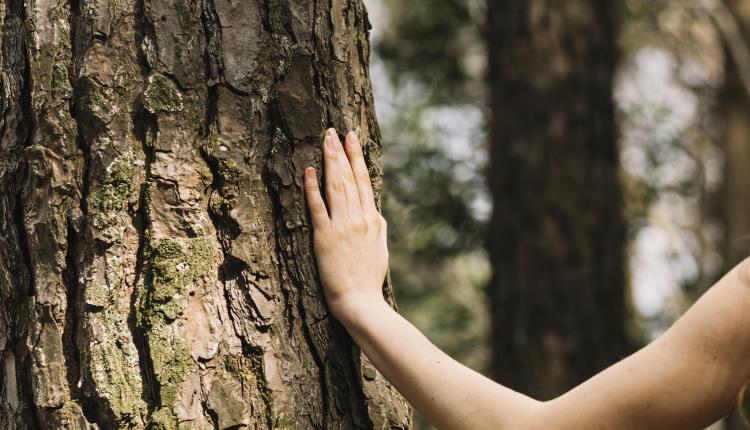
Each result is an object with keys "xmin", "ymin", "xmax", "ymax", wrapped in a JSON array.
[
  {"xmin": 342, "ymin": 169, "xmax": 356, "ymax": 183},
  {"xmin": 366, "ymin": 213, "xmax": 381, "ymax": 227},
  {"xmin": 330, "ymin": 224, "xmax": 346, "ymax": 239},
  {"xmin": 351, "ymin": 217, "xmax": 368, "ymax": 232},
  {"xmin": 356, "ymin": 169, "xmax": 371, "ymax": 183},
  {"xmin": 330, "ymin": 179, "xmax": 345, "ymax": 193},
  {"xmin": 309, "ymin": 201, "xmax": 326, "ymax": 214}
]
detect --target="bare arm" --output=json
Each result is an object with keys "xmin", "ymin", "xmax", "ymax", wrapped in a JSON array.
[
  {"xmin": 304, "ymin": 127, "xmax": 750, "ymax": 430},
  {"xmin": 538, "ymin": 260, "xmax": 750, "ymax": 429}
]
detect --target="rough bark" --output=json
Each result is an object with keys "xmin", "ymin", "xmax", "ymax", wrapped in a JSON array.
[
  {"xmin": 486, "ymin": 0, "xmax": 628, "ymax": 399},
  {"xmin": 0, "ymin": 0, "xmax": 410, "ymax": 428},
  {"xmin": 722, "ymin": 2, "xmax": 750, "ymax": 428}
]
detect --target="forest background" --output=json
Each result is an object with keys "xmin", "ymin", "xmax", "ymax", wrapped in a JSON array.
[{"xmin": 369, "ymin": 0, "xmax": 750, "ymax": 428}]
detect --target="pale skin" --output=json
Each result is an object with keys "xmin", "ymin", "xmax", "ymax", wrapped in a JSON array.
[{"xmin": 303, "ymin": 127, "xmax": 750, "ymax": 430}]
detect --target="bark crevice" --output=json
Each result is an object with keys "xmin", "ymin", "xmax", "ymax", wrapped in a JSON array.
[
  {"xmin": 16, "ymin": 0, "xmax": 36, "ymax": 299},
  {"xmin": 200, "ymin": 0, "xmax": 223, "ymax": 84},
  {"xmin": 198, "ymin": 74, "xmax": 275, "ymax": 428},
  {"xmin": 129, "ymin": 0, "xmax": 160, "ymax": 413},
  {"xmin": 13, "ymin": 0, "xmax": 42, "ymax": 423},
  {"xmin": 262, "ymin": 144, "xmax": 330, "ymax": 429}
]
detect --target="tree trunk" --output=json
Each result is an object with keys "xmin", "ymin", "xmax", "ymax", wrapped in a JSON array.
[
  {"xmin": 721, "ymin": 0, "xmax": 750, "ymax": 272},
  {"xmin": 0, "ymin": 0, "xmax": 410, "ymax": 428},
  {"xmin": 486, "ymin": 0, "xmax": 628, "ymax": 400},
  {"xmin": 722, "ymin": 2, "xmax": 750, "ymax": 428}
]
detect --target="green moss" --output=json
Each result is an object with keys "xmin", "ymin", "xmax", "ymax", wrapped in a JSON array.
[
  {"xmin": 85, "ymin": 283, "xmax": 109, "ymax": 308},
  {"xmin": 88, "ymin": 308, "xmax": 147, "ymax": 425},
  {"xmin": 199, "ymin": 125, "xmax": 245, "ymax": 209},
  {"xmin": 149, "ymin": 407, "xmax": 178, "ymax": 430},
  {"xmin": 143, "ymin": 237, "xmax": 215, "ymax": 306},
  {"xmin": 55, "ymin": 402, "xmax": 87, "ymax": 425},
  {"xmin": 78, "ymin": 76, "xmax": 110, "ymax": 124},
  {"xmin": 248, "ymin": 352, "xmax": 275, "ymax": 426},
  {"xmin": 60, "ymin": 25, "xmax": 71, "ymax": 51},
  {"xmin": 144, "ymin": 74, "xmax": 184, "ymax": 114},
  {"xmin": 90, "ymin": 153, "xmax": 136, "ymax": 233},
  {"xmin": 138, "ymin": 236, "xmax": 217, "ymax": 428},
  {"xmin": 273, "ymin": 414, "xmax": 296, "ymax": 429},
  {"xmin": 147, "ymin": 325, "xmax": 193, "ymax": 405},
  {"xmin": 214, "ymin": 158, "xmax": 242, "ymax": 209},
  {"xmin": 217, "ymin": 158, "xmax": 240, "ymax": 182},
  {"xmin": 196, "ymin": 164, "xmax": 212, "ymax": 186},
  {"xmin": 52, "ymin": 63, "xmax": 72, "ymax": 97},
  {"xmin": 218, "ymin": 158, "xmax": 240, "ymax": 200},
  {"xmin": 202, "ymin": 124, "xmax": 221, "ymax": 147},
  {"xmin": 140, "ymin": 181, "xmax": 154, "ymax": 217}
]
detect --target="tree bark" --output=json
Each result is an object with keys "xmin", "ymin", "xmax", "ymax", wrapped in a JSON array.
[
  {"xmin": 0, "ymin": 0, "xmax": 410, "ymax": 428},
  {"xmin": 486, "ymin": 0, "xmax": 628, "ymax": 400}
]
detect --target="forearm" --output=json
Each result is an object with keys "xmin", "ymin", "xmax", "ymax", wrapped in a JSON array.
[
  {"xmin": 539, "ymin": 259, "xmax": 750, "ymax": 430},
  {"xmin": 337, "ymin": 299, "xmax": 541, "ymax": 430}
]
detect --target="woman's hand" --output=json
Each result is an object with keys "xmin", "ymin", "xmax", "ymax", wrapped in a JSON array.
[{"xmin": 304, "ymin": 128, "xmax": 389, "ymax": 322}]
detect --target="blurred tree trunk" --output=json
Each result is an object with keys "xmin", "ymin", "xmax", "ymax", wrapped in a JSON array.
[
  {"xmin": 486, "ymin": 0, "xmax": 628, "ymax": 399},
  {"xmin": 0, "ymin": 0, "xmax": 410, "ymax": 428},
  {"xmin": 722, "ymin": 2, "xmax": 750, "ymax": 428}
]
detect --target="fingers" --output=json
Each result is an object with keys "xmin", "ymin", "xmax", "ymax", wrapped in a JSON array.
[
  {"xmin": 314, "ymin": 128, "xmax": 377, "ymax": 224},
  {"xmin": 323, "ymin": 129, "xmax": 348, "ymax": 217},
  {"xmin": 324, "ymin": 128, "xmax": 362, "ymax": 219},
  {"xmin": 343, "ymin": 131, "xmax": 377, "ymax": 214},
  {"xmin": 304, "ymin": 167, "xmax": 329, "ymax": 228}
]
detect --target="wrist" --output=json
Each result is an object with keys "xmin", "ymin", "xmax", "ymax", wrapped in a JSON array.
[{"xmin": 328, "ymin": 293, "xmax": 391, "ymax": 332}]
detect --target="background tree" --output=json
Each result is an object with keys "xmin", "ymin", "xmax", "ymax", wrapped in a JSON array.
[
  {"xmin": 718, "ymin": 1, "xmax": 750, "ymax": 427},
  {"xmin": 0, "ymin": 0, "xmax": 410, "ymax": 428},
  {"xmin": 720, "ymin": 0, "xmax": 750, "ymax": 289},
  {"xmin": 486, "ymin": 1, "xmax": 629, "ymax": 399}
]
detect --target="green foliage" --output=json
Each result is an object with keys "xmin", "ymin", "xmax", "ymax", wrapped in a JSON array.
[
  {"xmin": 372, "ymin": 0, "xmax": 491, "ymax": 384},
  {"xmin": 376, "ymin": 0, "xmax": 484, "ymax": 103},
  {"xmin": 384, "ymin": 143, "xmax": 483, "ymax": 259}
]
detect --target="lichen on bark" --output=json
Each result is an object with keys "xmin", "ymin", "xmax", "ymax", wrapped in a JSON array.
[
  {"xmin": 137, "ymin": 237, "xmax": 216, "ymax": 427},
  {"xmin": 85, "ymin": 307, "xmax": 147, "ymax": 425},
  {"xmin": 89, "ymin": 152, "xmax": 137, "ymax": 240},
  {"xmin": 143, "ymin": 74, "xmax": 184, "ymax": 114}
]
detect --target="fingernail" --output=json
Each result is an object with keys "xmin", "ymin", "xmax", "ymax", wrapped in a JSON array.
[
  {"xmin": 305, "ymin": 167, "xmax": 315, "ymax": 178},
  {"xmin": 326, "ymin": 128, "xmax": 336, "ymax": 138},
  {"xmin": 325, "ymin": 134, "xmax": 335, "ymax": 150},
  {"xmin": 348, "ymin": 131, "xmax": 359, "ymax": 145}
]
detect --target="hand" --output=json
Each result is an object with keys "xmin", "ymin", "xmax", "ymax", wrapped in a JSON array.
[{"xmin": 304, "ymin": 128, "xmax": 389, "ymax": 322}]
